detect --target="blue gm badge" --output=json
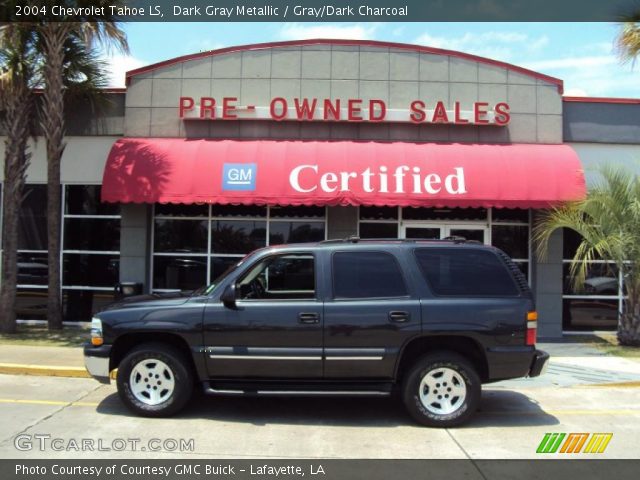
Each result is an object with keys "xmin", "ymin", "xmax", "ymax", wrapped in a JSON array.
[{"xmin": 222, "ymin": 163, "xmax": 257, "ymax": 191}]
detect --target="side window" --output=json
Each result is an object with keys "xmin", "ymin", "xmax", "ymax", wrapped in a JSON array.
[
  {"xmin": 237, "ymin": 254, "xmax": 315, "ymax": 300},
  {"xmin": 414, "ymin": 248, "xmax": 519, "ymax": 296},
  {"xmin": 333, "ymin": 251, "xmax": 407, "ymax": 299}
]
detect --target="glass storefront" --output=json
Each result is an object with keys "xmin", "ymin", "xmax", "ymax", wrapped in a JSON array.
[
  {"xmin": 0, "ymin": 190, "xmax": 623, "ymax": 331},
  {"xmin": 151, "ymin": 205, "xmax": 326, "ymax": 292},
  {"xmin": 358, "ymin": 206, "xmax": 531, "ymax": 281},
  {"xmin": 562, "ymin": 228, "xmax": 621, "ymax": 331},
  {"xmin": 12, "ymin": 184, "xmax": 120, "ymax": 321}
]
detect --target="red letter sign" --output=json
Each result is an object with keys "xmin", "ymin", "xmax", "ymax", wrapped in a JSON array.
[{"xmin": 179, "ymin": 97, "xmax": 195, "ymax": 118}]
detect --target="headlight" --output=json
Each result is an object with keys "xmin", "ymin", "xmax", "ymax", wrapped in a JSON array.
[{"xmin": 90, "ymin": 317, "xmax": 103, "ymax": 346}]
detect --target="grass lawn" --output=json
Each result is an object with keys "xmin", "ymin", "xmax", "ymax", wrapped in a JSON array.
[
  {"xmin": 566, "ymin": 332, "xmax": 640, "ymax": 359},
  {"xmin": 0, "ymin": 324, "xmax": 89, "ymax": 347}
]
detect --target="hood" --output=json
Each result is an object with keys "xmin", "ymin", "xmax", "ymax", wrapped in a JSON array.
[{"xmin": 101, "ymin": 291, "xmax": 193, "ymax": 312}]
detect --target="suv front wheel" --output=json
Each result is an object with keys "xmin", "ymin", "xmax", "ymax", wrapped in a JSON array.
[
  {"xmin": 117, "ymin": 343, "xmax": 193, "ymax": 417},
  {"xmin": 402, "ymin": 351, "xmax": 480, "ymax": 427}
]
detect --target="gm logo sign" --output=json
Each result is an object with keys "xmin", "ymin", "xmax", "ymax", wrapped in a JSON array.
[{"xmin": 222, "ymin": 163, "xmax": 256, "ymax": 191}]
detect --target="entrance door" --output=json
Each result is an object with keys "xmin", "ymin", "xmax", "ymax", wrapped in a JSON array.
[{"xmin": 401, "ymin": 224, "xmax": 489, "ymax": 244}]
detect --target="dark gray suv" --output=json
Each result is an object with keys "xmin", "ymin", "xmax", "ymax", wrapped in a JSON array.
[{"xmin": 85, "ymin": 238, "xmax": 548, "ymax": 427}]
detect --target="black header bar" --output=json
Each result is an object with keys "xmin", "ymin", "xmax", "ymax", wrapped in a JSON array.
[
  {"xmin": 2, "ymin": 0, "xmax": 640, "ymax": 22},
  {"xmin": 3, "ymin": 460, "xmax": 640, "ymax": 480}
]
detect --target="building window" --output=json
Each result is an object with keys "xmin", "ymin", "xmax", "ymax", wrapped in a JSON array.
[
  {"xmin": 62, "ymin": 185, "xmax": 120, "ymax": 320},
  {"xmin": 562, "ymin": 228, "xmax": 620, "ymax": 331},
  {"xmin": 15, "ymin": 184, "xmax": 49, "ymax": 320},
  {"xmin": 9, "ymin": 184, "xmax": 121, "ymax": 321},
  {"xmin": 357, "ymin": 207, "xmax": 531, "ymax": 281},
  {"xmin": 358, "ymin": 206, "xmax": 399, "ymax": 239},
  {"xmin": 151, "ymin": 205, "xmax": 326, "ymax": 292}
]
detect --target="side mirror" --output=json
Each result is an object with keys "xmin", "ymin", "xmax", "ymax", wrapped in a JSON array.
[{"xmin": 221, "ymin": 283, "xmax": 237, "ymax": 309}]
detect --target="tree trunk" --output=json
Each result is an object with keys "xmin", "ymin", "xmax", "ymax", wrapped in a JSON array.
[
  {"xmin": 618, "ymin": 288, "xmax": 640, "ymax": 346},
  {"xmin": 0, "ymin": 84, "xmax": 31, "ymax": 334},
  {"xmin": 41, "ymin": 23, "xmax": 71, "ymax": 331}
]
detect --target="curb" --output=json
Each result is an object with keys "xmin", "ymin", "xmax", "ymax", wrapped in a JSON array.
[
  {"xmin": 0, "ymin": 363, "xmax": 90, "ymax": 379},
  {"xmin": 578, "ymin": 381, "xmax": 640, "ymax": 388}
]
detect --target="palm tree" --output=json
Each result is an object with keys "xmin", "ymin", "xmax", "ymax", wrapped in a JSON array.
[
  {"xmin": 37, "ymin": 2, "xmax": 128, "ymax": 330},
  {"xmin": 534, "ymin": 166, "xmax": 640, "ymax": 346},
  {"xmin": 0, "ymin": 24, "xmax": 38, "ymax": 334},
  {"xmin": 617, "ymin": 11, "xmax": 640, "ymax": 63}
]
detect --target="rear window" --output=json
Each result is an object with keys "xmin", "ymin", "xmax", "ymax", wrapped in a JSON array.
[
  {"xmin": 414, "ymin": 248, "xmax": 519, "ymax": 297},
  {"xmin": 333, "ymin": 251, "xmax": 407, "ymax": 299}
]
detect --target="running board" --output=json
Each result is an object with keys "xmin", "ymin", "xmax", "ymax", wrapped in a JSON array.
[{"xmin": 203, "ymin": 387, "xmax": 391, "ymax": 397}]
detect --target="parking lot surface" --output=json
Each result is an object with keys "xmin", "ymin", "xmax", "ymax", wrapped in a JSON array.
[{"xmin": 0, "ymin": 371, "xmax": 638, "ymax": 459}]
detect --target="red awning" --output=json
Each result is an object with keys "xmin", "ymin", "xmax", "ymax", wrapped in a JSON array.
[{"xmin": 101, "ymin": 138, "xmax": 586, "ymax": 208}]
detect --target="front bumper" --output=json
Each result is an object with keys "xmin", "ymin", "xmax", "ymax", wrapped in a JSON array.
[
  {"xmin": 84, "ymin": 344, "xmax": 112, "ymax": 384},
  {"xmin": 528, "ymin": 349, "xmax": 550, "ymax": 377}
]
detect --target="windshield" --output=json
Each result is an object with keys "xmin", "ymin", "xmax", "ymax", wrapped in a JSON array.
[{"xmin": 190, "ymin": 248, "xmax": 268, "ymax": 296}]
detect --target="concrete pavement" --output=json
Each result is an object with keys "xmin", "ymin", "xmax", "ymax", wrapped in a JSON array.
[
  {"xmin": 0, "ymin": 341, "xmax": 638, "ymax": 459},
  {"xmin": 0, "ymin": 374, "xmax": 638, "ymax": 459}
]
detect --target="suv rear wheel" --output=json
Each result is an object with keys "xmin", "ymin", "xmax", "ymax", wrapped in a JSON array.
[
  {"xmin": 116, "ymin": 343, "xmax": 193, "ymax": 417},
  {"xmin": 402, "ymin": 351, "xmax": 480, "ymax": 427}
]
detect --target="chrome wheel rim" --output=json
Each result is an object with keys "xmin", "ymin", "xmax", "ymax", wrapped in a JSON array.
[
  {"xmin": 418, "ymin": 367, "xmax": 467, "ymax": 415},
  {"xmin": 129, "ymin": 358, "xmax": 175, "ymax": 405}
]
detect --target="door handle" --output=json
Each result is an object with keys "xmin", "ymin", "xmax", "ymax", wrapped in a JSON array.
[
  {"xmin": 388, "ymin": 311, "xmax": 410, "ymax": 323},
  {"xmin": 298, "ymin": 312, "xmax": 320, "ymax": 324}
]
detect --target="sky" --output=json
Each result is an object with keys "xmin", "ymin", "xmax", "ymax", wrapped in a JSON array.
[{"xmin": 104, "ymin": 22, "xmax": 639, "ymax": 97}]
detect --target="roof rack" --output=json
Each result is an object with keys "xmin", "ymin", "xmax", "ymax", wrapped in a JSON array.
[{"xmin": 320, "ymin": 236, "xmax": 472, "ymax": 245}]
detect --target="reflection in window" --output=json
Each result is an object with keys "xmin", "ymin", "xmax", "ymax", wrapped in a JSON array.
[
  {"xmin": 63, "ymin": 254, "xmax": 119, "ymax": 287},
  {"xmin": 63, "ymin": 218, "xmax": 120, "ymax": 251},
  {"xmin": 18, "ymin": 185, "xmax": 47, "ymax": 251},
  {"xmin": 402, "ymin": 207, "xmax": 487, "ymax": 221},
  {"xmin": 154, "ymin": 219, "xmax": 208, "ymax": 253},
  {"xmin": 492, "ymin": 225, "xmax": 529, "ymax": 259},
  {"xmin": 562, "ymin": 228, "xmax": 623, "ymax": 331},
  {"xmin": 152, "ymin": 205, "xmax": 326, "ymax": 291},
  {"xmin": 270, "ymin": 206, "xmax": 324, "ymax": 218},
  {"xmin": 17, "ymin": 253, "xmax": 48, "ymax": 285},
  {"xmin": 63, "ymin": 290, "xmax": 116, "ymax": 321},
  {"xmin": 359, "ymin": 222, "xmax": 398, "ymax": 239},
  {"xmin": 563, "ymin": 299, "xmax": 618, "ymax": 331},
  {"xmin": 16, "ymin": 289, "xmax": 48, "ymax": 320},
  {"xmin": 211, "ymin": 257, "xmax": 240, "ymax": 284},
  {"xmin": 211, "ymin": 205, "xmax": 266, "ymax": 218},
  {"xmin": 155, "ymin": 203, "xmax": 208, "ymax": 217},
  {"xmin": 211, "ymin": 220, "xmax": 266, "ymax": 254},
  {"xmin": 237, "ymin": 254, "xmax": 315, "ymax": 300},
  {"xmin": 153, "ymin": 256, "xmax": 207, "ymax": 290},
  {"xmin": 492, "ymin": 208, "xmax": 529, "ymax": 223},
  {"xmin": 562, "ymin": 263, "xmax": 619, "ymax": 296},
  {"xmin": 269, "ymin": 222, "xmax": 325, "ymax": 245},
  {"xmin": 266, "ymin": 256, "xmax": 315, "ymax": 293},
  {"xmin": 65, "ymin": 185, "xmax": 119, "ymax": 216},
  {"xmin": 359, "ymin": 206, "xmax": 399, "ymax": 221}
]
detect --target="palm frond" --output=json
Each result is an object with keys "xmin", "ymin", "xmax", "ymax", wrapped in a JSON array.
[
  {"xmin": 617, "ymin": 20, "xmax": 640, "ymax": 64},
  {"xmin": 535, "ymin": 165, "xmax": 640, "ymax": 321}
]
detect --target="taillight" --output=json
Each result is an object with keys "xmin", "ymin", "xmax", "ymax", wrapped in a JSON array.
[{"xmin": 526, "ymin": 311, "xmax": 537, "ymax": 346}]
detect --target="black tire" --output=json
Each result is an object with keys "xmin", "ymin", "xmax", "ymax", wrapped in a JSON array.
[
  {"xmin": 116, "ymin": 342, "xmax": 193, "ymax": 417},
  {"xmin": 402, "ymin": 351, "xmax": 481, "ymax": 428}
]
